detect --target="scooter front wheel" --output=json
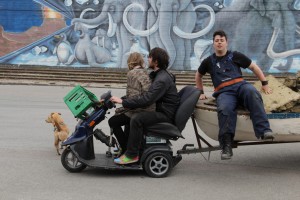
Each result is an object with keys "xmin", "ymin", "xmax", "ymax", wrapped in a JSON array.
[{"xmin": 61, "ymin": 148, "xmax": 87, "ymax": 173}]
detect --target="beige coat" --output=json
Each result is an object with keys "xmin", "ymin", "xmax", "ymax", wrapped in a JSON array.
[{"xmin": 116, "ymin": 67, "xmax": 155, "ymax": 117}]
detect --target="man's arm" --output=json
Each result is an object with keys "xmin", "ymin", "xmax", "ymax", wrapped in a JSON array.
[
  {"xmin": 248, "ymin": 62, "xmax": 272, "ymax": 94},
  {"xmin": 195, "ymin": 71, "xmax": 207, "ymax": 99}
]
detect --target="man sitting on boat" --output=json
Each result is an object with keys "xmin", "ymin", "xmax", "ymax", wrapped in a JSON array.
[{"xmin": 195, "ymin": 30, "xmax": 275, "ymax": 160}]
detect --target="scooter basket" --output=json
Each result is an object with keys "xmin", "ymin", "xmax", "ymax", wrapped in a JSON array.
[{"xmin": 64, "ymin": 85, "xmax": 99, "ymax": 119}]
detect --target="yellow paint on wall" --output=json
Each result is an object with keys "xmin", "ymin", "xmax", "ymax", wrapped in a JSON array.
[{"xmin": 43, "ymin": 7, "xmax": 63, "ymax": 19}]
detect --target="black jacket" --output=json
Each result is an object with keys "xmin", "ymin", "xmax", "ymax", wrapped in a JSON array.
[{"xmin": 122, "ymin": 69, "xmax": 180, "ymax": 121}]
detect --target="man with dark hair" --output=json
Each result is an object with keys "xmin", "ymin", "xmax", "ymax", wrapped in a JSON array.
[
  {"xmin": 111, "ymin": 47, "xmax": 180, "ymax": 164},
  {"xmin": 195, "ymin": 30, "xmax": 274, "ymax": 160}
]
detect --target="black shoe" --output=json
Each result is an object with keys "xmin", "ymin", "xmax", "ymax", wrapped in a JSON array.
[
  {"xmin": 221, "ymin": 144, "xmax": 233, "ymax": 160},
  {"xmin": 94, "ymin": 129, "xmax": 116, "ymax": 147},
  {"xmin": 261, "ymin": 131, "xmax": 275, "ymax": 140},
  {"xmin": 221, "ymin": 134, "xmax": 233, "ymax": 160}
]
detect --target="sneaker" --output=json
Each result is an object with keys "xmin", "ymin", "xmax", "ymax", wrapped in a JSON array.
[
  {"xmin": 114, "ymin": 154, "xmax": 139, "ymax": 165},
  {"xmin": 261, "ymin": 131, "xmax": 275, "ymax": 140}
]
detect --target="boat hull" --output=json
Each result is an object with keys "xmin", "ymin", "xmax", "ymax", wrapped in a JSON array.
[{"xmin": 194, "ymin": 99, "xmax": 300, "ymax": 142}]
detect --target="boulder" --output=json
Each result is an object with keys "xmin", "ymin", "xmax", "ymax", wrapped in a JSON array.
[{"xmin": 253, "ymin": 75, "xmax": 300, "ymax": 112}]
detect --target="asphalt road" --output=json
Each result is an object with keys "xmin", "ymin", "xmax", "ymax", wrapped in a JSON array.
[{"xmin": 0, "ymin": 85, "xmax": 300, "ymax": 200}]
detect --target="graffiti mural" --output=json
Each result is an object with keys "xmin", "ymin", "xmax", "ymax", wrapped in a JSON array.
[{"xmin": 0, "ymin": 0, "xmax": 300, "ymax": 73}]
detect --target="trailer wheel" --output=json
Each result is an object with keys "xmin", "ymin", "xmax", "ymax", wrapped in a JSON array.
[
  {"xmin": 143, "ymin": 152, "xmax": 173, "ymax": 178},
  {"xmin": 61, "ymin": 148, "xmax": 87, "ymax": 173}
]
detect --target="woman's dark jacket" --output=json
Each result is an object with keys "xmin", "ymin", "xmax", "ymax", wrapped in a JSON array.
[{"xmin": 122, "ymin": 69, "xmax": 180, "ymax": 121}]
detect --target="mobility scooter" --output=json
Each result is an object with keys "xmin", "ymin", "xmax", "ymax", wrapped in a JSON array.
[{"xmin": 61, "ymin": 85, "xmax": 200, "ymax": 177}]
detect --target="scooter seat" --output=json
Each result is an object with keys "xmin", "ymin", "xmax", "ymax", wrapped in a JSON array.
[
  {"xmin": 145, "ymin": 86, "xmax": 201, "ymax": 141},
  {"xmin": 146, "ymin": 122, "xmax": 183, "ymax": 140}
]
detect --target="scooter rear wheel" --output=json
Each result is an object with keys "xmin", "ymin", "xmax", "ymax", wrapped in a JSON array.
[
  {"xmin": 61, "ymin": 148, "xmax": 87, "ymax": 173},
  {"xmin": 143, "ymin": 152, "xmax": 173, "ymax": 178}
]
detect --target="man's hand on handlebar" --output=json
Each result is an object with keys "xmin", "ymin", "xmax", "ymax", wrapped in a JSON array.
[{"xmin": 110, "ymin": 96, "xmax": 123, "ymax": 104}]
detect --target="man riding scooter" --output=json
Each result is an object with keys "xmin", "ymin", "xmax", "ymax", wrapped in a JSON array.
[{"xmin": 110, "ymin": 47, "xmax": 180, "ymax": 165}]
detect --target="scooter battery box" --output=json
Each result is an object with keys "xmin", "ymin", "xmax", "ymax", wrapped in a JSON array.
[{"xmin": 64, "ymin": 85, "xmax": 99, "ymax": 119}]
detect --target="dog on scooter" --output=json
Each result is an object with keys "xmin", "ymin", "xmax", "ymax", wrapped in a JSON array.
[{"xmin": 45, "ymin": 112, "xmax": 69, "ymax": 155}]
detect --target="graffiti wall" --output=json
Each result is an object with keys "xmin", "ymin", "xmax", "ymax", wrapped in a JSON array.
[{"xmin": 0, "ymin": 0, "xmax": 300, "ymax": 73}]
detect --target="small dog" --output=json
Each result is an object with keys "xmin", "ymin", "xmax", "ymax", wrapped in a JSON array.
[{"xmin": 45, "ymin": 112, "xmax": 70, "ymax": 155}]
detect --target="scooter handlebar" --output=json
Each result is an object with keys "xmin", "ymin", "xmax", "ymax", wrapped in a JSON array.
[{"xmin": 100, "ymin": 90, "xmax": 115, "ymax": 109}]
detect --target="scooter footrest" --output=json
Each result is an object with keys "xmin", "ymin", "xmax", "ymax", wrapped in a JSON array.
[{"xmin": 182, "ymin": 144, "xmax": 194, "ymax": 150}]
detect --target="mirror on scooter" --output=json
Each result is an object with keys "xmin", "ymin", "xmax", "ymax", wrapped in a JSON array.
[{"xmin": 100, "ymin": 90, "xmax": 115, "ymax": 109}]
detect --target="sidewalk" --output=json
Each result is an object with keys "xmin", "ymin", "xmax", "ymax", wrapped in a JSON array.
[{"xmin": 0, "ymin": 79, "xmax": 127, "ymax": 89}]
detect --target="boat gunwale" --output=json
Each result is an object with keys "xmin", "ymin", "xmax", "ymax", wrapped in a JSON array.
[{"xmin": 195, "ymin": 99, "xmax": 300, "ymax": 119}]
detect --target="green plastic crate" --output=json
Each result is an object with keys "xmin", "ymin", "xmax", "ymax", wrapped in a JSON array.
[{"xmin": 64, "ymin": 85, "xmax": 99, "ymax": 119}]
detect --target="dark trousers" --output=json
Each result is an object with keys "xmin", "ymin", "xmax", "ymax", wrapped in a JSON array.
[
  {"xmin": 108, "ymin": 113, "xmax": 131, "ymax": 152},
  {"xmin": 125, "ymin": 112, "xmax": 172, "ymax": 158},
  {"xmin": 216, "ymin": 82, "xmax": 272, "ymax": 146}
]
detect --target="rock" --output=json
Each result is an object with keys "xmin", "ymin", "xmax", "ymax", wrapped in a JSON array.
[
  {"xmin": 253, "ymin": 75, "xmax": 300, "ymax": 112},
  {"xmin": 290, "ymin": 105, "xmax": 300, "ymax": 113},
  {"xmin": 297, "ymin": 71, "xmax": 300, "ymax": 90},
  {"xmin": 283, "ymin": 76, "xmax": 297, "ymax": 88}
]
